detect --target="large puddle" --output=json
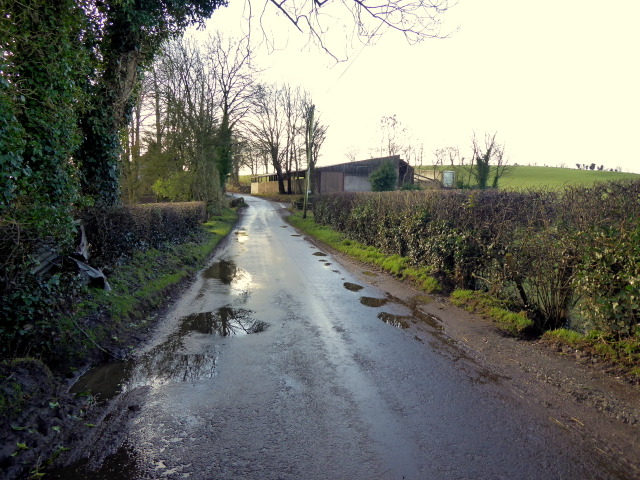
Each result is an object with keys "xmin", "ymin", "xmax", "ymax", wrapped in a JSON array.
[
  {"xmin": 358, "ymin": 291, "xmax": 445, "ymax": 334},
  {"xmin": 71, "ymin": 307, "xmax": 267, "ymax": 402},
  {"xmin": 202, "ymin": 259, "xmax": 252, "ymax": 294}
]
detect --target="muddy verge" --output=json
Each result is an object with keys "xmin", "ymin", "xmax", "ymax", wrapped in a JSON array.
[{"xmin": 0, "ymin": 223, "xmax": 241, "ymax": 480}]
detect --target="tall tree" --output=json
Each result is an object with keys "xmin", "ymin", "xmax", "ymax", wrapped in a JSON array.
[
  {"xmin": 152, "ymin": 38, "xmax": 221, "ymax": 205},
  {"xmin": 471, "ymin": 132, "xmax": 510, "ymax": 189},
  {"xmin": 77, "ymin": 0, "xmax": 226, "ymax": 206},
  {"xmin": 205, "ymin": 32, "xmax": 257, "ymax": 188},
  {"xmin": 303, "ymin": 99, "xmax": 328, "ymax": 194},
  {"xmin": 281, "ymin": 84, "xmax": 306, "ymax": 193},
  {"xmin": 246, "ymin": 83, "xmax": 287, "ymax": 193}
]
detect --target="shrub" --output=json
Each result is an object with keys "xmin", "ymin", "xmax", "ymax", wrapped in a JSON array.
[
  {"xmin": 369, "ymin": 161, "xmax": 397, "ymax": 191},
  {"xmin": 574, "ymin": 225, "xmax": 640, "ymax": 336}
]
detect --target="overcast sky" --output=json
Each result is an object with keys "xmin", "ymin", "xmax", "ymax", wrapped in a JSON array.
[{"xmin": 196, "ymin": 0, "xmax": 640, "ymax": 173}]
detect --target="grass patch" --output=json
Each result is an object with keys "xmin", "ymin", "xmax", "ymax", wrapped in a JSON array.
[
  {"xmin": 288, "ymin": 212, "xmax": 441, "ymax": 293},
  {"xmin": 451, "ymin": 289, "xmax": 534, "ymax": 335},
  {"xmin": 544, "ymin": 328, "xmax": 586, "ymax": 345}
]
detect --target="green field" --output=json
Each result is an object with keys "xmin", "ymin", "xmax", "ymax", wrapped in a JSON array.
[
  {"xmin": 239, "ymin": 166, "xmax": 639, "ymax": 191},
  {"xmin": 418, "ymin": 165, "xmax": 640, "ymax": 190}
]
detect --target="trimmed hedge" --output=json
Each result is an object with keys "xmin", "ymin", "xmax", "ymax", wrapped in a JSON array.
[
  {"xmin": 313, "ymin": 180, "xmax": 640, "ymax": 335},
  {"xmin": 80, "ymin": 202, "xmax": 208, "ymax": 266}
]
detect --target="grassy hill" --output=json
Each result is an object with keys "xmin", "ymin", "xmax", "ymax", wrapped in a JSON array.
[
  {"xmin": 238, "ymin": 166, "xmax": 639, "ymax": 191},
  {"xmin": 418, "ymin": 165, "xmax": 640, "ymax": 190}
]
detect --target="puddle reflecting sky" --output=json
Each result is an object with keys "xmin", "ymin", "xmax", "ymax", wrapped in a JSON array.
[
  {"xmin": 234, "ymin": 230, "xmax": 249, "ymax": 243},
  {"xmin": 72, "ymin": 307, "xmax": 267, "ymax": 402},
  {"xmin": 203, "ymin": 259, "xmax": 252, "ymax": 292},
  {"xmin": 377, "ymin": 312, "xmax": 411, "ymax": 329}
]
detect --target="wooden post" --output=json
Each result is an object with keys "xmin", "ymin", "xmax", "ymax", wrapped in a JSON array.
[{"xmin": 303, "ymin": 104, "xmax": 315, "ymax": 219}]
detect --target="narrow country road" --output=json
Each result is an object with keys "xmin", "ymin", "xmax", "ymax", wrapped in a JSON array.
[{"xmin": 53, "ymin": 195, "xmax": 626, "ymax": 479}]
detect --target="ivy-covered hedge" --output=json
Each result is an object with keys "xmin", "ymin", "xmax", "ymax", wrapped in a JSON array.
[
  {"xmin": 0, "ymin": 202, "xmax": 208, "ymax": 360},
  {"xmin": 313, "ymin": 180, "xmax": 640, "ymax": 335}
]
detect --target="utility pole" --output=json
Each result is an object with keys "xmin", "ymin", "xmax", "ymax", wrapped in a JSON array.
[{"xmin": 302, "ymin": 104, "xmax": 315, "ymax": 219}]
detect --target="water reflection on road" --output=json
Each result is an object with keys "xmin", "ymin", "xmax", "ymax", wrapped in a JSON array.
[
  {"xmin": 57, "ymin": 195, "xmax": 623, "ymax": 480},
  {"xmin": 72, "ymin": 258, "xmax": 266, "ymax": 402}
]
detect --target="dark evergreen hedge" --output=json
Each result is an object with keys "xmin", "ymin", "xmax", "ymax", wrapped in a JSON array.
[{"xmin": 313, "ymin": 180, "xmax": 640, "ymax": 335}]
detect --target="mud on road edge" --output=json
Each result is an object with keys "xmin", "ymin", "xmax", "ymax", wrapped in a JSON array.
[{"xmin": 0, "ymin": 209, "xmax": 244, "ymax": 480}]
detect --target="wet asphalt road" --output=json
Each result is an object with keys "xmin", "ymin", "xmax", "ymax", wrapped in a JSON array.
[{"xmin": 62, "ymin": 195, "xmax": 619, "ymax": 479}]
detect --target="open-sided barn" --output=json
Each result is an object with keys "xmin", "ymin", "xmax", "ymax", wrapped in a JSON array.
[{"xmin": 250, "ymin": 155, "xmax": 416, "ymax": 195}]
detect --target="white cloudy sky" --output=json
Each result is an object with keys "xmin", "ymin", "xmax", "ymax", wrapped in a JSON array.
[{"xmin": 196, "ymin": 0, "xmax": 640, "ymax": 173}]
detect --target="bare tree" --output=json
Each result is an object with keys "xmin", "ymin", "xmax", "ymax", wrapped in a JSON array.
[
  {"xmin": 246, "ymin": 83, "xmax": 287, "ymax": 193},
  {"xmin": 372, "ymin": 114, "xmax": 408, "ymax": 157},
  {"xmin": 121, "ymin": 77, "xmax": 156, "ymax": 203},
  {"xmin": 140, "ymin": 38, "xmax": 221, "ymax": 204},
  {"xmin": 281, "ymin": 84, "xmax": 306, "ymax": 193},
  {"xmin": 245, "ymin": 83, "xmax": 322, "ymax": 194},
  {"xmin": 302, "ymin": 99, "xmax": 328, "ymax": 194},
  {"xmin": 263, "ymin": 0, "xmax": 453, "ymax": 60},
  {"xmin": 344, "ymin": 146, "xmax": 360, "ymax": 162},
  {"xmin": 205, "ymin": 32, "xmax": 258, "ymax": 186}
]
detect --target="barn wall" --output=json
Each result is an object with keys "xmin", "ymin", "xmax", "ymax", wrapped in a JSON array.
[
  {"xmin": 251, "ymin": 181, "xmax": 280, "ymax": 194},
  {"xmin": 344, "ymin": 174, "xmax": 372, "ymax": 192},
  {"xmin": 319, "ymin": 172, "xmax": 344, "ymax": 193},
  {"xmin": 250, "ymin": 179, "xmax": 305, "ymax": 194}
]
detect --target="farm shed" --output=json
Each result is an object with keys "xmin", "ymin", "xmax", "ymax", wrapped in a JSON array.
[{"xmin": 250, "ymin": 155, "xmax": 416, "ymax": 194}]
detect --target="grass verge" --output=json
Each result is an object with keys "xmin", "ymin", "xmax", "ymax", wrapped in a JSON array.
[
  {"xmin": 450, "ymin": 289, "xmax": 535, "ymax": 336},
  {"xmin": 287, "ymin": 211, "xmax": 441, "ymax": 293}
]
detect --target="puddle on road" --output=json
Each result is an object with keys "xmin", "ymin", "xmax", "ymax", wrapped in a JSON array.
[
  {"xmin": 71, "ymin": 307, "xmax": 268, "ymax": 402},
  {"xmin": 203, "ymin": 259, "xmax": 240, "ymax": 283},
  {"xmin": 344, "ymin": 282, "xmax": 364, "ymax": 292},
  {"xmin": 360, "ymin": 296, "xmax": 389, "ymax": 307},
  {"xmin": 312, "ymin": 251, "xmax": 327, "ymax": 256},
  {"xmin": 234, "ymin": 230, "xmax": 248, "ymax": 243},
  {"xmin": 291, "ymin": 234, "xmax": 301, "ymax": 237},
  {"xmin": 178, "ymin": 308, "xmax": 267, "ymax": 336},
  {"xmin": 203, "ymin": 259, "xmax": 252, "ymax": 292},
  {"xmin": 359, "ymin": 291, "xmax": 445, "ymax": 335},
  {"xmin": 378, "ymin": 312, "xmax": 411, "ymax": 329}
]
